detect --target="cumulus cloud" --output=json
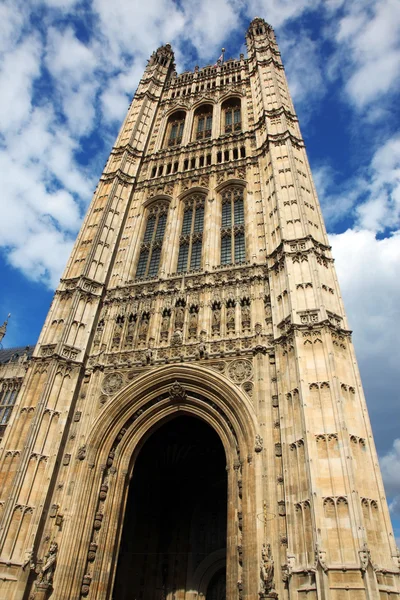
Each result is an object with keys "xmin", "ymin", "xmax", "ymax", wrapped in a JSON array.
[
  {"xmin": 330, "ymin": 0, "xmax": 400, "ymax": 109},
  {"xmin": 315, "ymin": 132, "xmax": 400, "ymax": 233},
  {"xmin": 279, "ymin": 32, "xmax": 326, "ymax": 119},
  {"xmin": 329, "ymin": 229, "xmax": 400, "ymax": 450}
]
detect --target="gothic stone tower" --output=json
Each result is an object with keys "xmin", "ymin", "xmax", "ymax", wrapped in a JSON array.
[{"xmin": 0, "ymin": 17, "xmax": 398, "ymax": 600}]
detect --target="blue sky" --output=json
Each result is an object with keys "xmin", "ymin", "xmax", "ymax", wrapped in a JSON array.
[{"xmin": 0, "ymin": 0, "xmax": 399, "ymax": 540}]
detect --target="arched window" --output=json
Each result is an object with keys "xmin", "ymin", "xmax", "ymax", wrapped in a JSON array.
[
  {"xmin": 221, "ymin": 98, "xmax": 241, "ymax": 134},
  {"xmin": 177, "ymin": 194, "xmax": 205, "ymax": 273},
  {"xmin": 136, "ymin": 202, "xmax": 169, "ymax": 279},
  {"xmin": 193, "ymin": 104, "xmax": 213, "ymax": 140},
  {"xmin": 0, "ymin": 383, "xmax": 19, "ymax": 437},
  {"xmin": 220, "ymin": 187, "xmax": 245, "ymax": 265},
  {"xmin": 165, "ymin": 111, "xmax": 186, "ymax": 147}
]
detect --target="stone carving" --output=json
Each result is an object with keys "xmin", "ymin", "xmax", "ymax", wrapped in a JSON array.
[
  {"xmin": 81, "ymin": 573, "xmax": 92, "ymax": 597},
  {"xmin": 255, "ymin": 434, "xmax": 263, "ymax": 452},
  {"xmin": 242, "ymin": 381, "xmax": 253, "ymax": 397},
  {"xmin": 188, "ymin": 308, "xmax": 198, "ymax": 337},
  {"xmin": 197, "ymin": 331, "xmax": 207, "ymax": 359},
  {"xmin": 359, "ymin": 543, "xmax": 371, "ymax": 572},
  {"xmin": 174, "ymin": 305, "xmax": 185, "ymax": 330},
  {"xmin": 315, "ymin": 544, "xmax": 328, "ymax": 572},
  {"xmin": 77, "ymin": 445, "xmax": 86, "ymax": 461},
  {"xmin": 212, "ymin": 303, "xmax": 221, "ymax": 334},
  {"xmin": 260, "ymin": 543, "xmax": 277, "ymax": 597},
  {"xmin": 169, "ymin": 381, "xmax": 187, "ymax": 401},
  {"xmin": 138, "ymin": 315, "xmax": 149, "ymax": 341},
  {"xmin": 227, "ymin": 359, "xmax": 252, "ymax": 383},
  {"xmin": 208, "ymin": 362, "xmax": 225, "ymax": 373},
  {"xmin": 241, "ymin": 304, "xmax": 251, "ymax": 331},
  {"xmin": 102, "ymin": 372, "xmax": 124, "ymax": 395},
  {"xmin": 160, "ymin": 309, "xmax": 171, "ymax": 340},
  {"xmin": 226, "ymin": 304, "xmax": 236, "ymax": 332},
  {"xmin": 171, "ymin": 329, "xmax": 183, "ymax": 346},
  {"xmin": 145, "ymin": 347, "xmax": 153, "ymax": 364},
  {"xmin": 37, "ymin": 541, "xmax": 58, "ymax": 585}
]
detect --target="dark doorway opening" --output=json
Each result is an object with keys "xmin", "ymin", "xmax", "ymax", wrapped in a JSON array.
[{"xmin": 112, "ymin": 415, "xmax": 227, "ymax": 600}]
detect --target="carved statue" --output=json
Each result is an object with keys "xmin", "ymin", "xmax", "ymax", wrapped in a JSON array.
[
  {"xmin": 139, "ymin": 317, "xmax": 149, "ymax": 339},
  {"xmin": 161, "ymin": 312, "xmax": 170, "ymax": 337},
  {"xmin": 226, "ymin": 306, "xmax": 235, "ymax": 330},
  {"xmin": 260, "ymin": 543, "xmax": 275, "ymax": 595},
  {"xmin": 175, "ymin": 306, "xmax": 185, "ymax": 330},
  {"xmin": 145, "ymin": 348, "xmax": 153, "ymax": 364},
  {"xmin": 241, "ymin": 304, "xmax": 251, "ymax": 329},
  {"xmin": 37, "ymin": 542, "xmax": 58, "ymax": 585},
  {"xmin": 212, "ymin": 307, "xmax": 221, "ymax": 331},
  {"xmin": 189, "ymin": 311, "xmax": 198, "ymax": 334}
]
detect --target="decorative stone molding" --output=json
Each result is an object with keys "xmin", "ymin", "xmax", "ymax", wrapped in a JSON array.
[
  {"xmin": 101, "ymin": 372, "xmax": 124, "ymax": 395},
  {"xmin": 227, "ymin": 359, "xmax": 253, "ymax": 383},
  {"xmin": 169, "ymin": 381, "xmax": 187, "ymax": 401}
]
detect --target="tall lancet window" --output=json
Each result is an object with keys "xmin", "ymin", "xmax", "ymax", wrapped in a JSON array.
[
  {"xmin": 177, "ymin": 194, "xmax": 205, "ymax": 273},
  {"xmin": 220, "ymin": 186, "xmax": 245, "ymax": 265},
  {"xmin": 0, "ymin": 383, "xmax": 19, "ymax": 436},
  {"xmin": 193, "ymin": 104, "xmax": 213, "ymax": 140},
  {"xmin": 165, "ymin": 111, "xmax": 186, "ymax": 147},
  {"xmin": 136, "ymin": 202, "xmax": 169, "ymax": 279},
  {"xmin": 222, "ymin": 97, "xmax": 241, "ymax": 134}
]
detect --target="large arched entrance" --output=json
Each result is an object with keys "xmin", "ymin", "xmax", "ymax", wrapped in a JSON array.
[{"xmin": 112, "ymin": 415, "xmax": 227, "ymax": 600}]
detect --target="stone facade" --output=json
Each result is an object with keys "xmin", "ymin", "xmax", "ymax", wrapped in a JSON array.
[{"xmin": 0, "ymin": 17, "xmax": 398, "ymax": 600}]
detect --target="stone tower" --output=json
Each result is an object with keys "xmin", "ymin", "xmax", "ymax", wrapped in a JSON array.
[{"xmin": 0, "ymin": 17, "xmax": 398, "ymax": 600}]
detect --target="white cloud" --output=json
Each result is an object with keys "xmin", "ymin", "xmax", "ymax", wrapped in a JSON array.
[
  {"xmin": 45, "ymin": 27, "xmax": 101, "ymax": 135},
  {"xmin": 380, "ymin": 439, "xmax": 400, "ymax": 517},
  {"xmin": 330, "ymin": 229, "xmax": 400, "ymax": 451},
  {"xmin": 0, "ymin": 35, "xmax": 42, "ymax": 133},
  {"xmin": 331, "ymin": 0, "xmax": 400, "ymax": 108},
  {"xmin": 279, "ymin": 32, "xmax": 326, "ymax": 118},
  {"xmin": 246, "ymin": 0, "xmax": 320, "ymax": 29},
  {"xmin": 316, "ymin": 133, "xmax": 400, "ymax": 233}
]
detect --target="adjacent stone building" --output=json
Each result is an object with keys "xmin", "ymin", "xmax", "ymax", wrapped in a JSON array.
[{"xmin": 0, "ymin": 17, "xmax": 398, "ymax": 600}]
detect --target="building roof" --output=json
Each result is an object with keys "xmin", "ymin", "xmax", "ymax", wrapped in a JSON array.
[{"xmin": 0, "ymin": 345, "xmax": 35, "ymax": 365}]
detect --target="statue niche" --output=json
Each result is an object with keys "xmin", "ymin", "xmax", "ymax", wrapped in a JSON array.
[
  {"xmin": 226, "ymin": 299, "xmax": 236, "ymax": 334},
  {"xmin": 240, "ymin": 297, "xmax": 251, "ymax": 332},
  {"xmin": 138, "ymin": 312, "xmax": 150, "ymax": 342},
  {"xmin": 160, "ymin": 308, "xmax": 171, "ymax": 342},
  {"xmin": 188, "ymin": 305, "xmax": 199, "ymax": 339},
  {"xmin": 211, "ymin": 301, "xmax": 221, "ymax": 336},
  {"xmin": 174, "ymin": 298, "xmax": 186, "ymax": 332},
  {"xmin": 124, "ymin": 312, "xmax": 137, "ymax": 347},
  {"xmin": 112, "ymin": 314, "xmax": 125, "ymax": 349}
]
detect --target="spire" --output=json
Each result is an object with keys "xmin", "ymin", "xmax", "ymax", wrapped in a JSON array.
[{"xmin": 0, "ymin": 313, "xmax": 10, "ymax": 345}]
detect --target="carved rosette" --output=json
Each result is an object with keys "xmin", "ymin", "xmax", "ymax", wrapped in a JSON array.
[
  {"xmin": 101, "ymin": 372, "xmax": 124, "ymax": 395},
  {"xmin": 227, "ymin": 359, "xmax": 253, "ymax": 383}
]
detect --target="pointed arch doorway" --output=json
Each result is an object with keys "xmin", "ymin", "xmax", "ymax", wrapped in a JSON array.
[{"xmin": 112, "ymin": 415, "xmax": 227, "ymax": 600}]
